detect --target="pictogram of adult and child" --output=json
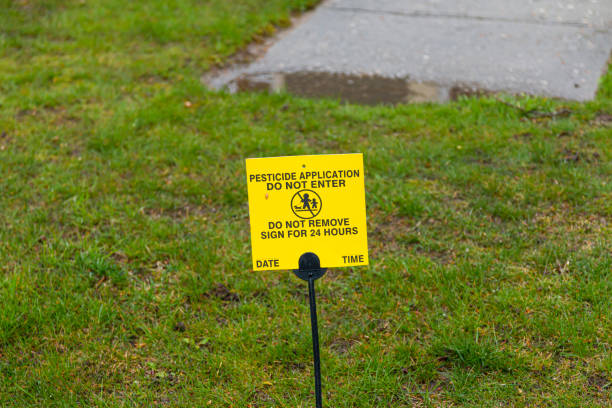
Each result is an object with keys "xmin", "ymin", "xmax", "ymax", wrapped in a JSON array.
[{"xmin": 291, "ymin": 189, "xmax": 322, "ymax": 219}]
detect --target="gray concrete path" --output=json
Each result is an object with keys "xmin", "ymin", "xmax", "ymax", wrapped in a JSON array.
[{"xmin": 210, "ymin": 0, "xmax": 612, "ymax": 103}]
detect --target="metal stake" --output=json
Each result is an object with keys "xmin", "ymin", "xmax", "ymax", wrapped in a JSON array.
[
  {"xmin": 293, "ymin": 252, "xmax": 326, "ymax": 408},
  {"xmin": 308, "ymin": 275, "xmax": 323, "ymax": 408}
]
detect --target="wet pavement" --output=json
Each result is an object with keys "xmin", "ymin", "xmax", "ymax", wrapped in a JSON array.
[{"xmin": 205, "ymin": 0, "xmax": 612, "ymax": 104}]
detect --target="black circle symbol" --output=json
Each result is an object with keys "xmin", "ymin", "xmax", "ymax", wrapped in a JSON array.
[{"xmin": 291, "ymin": 189, "xmax": 322, "ymax": 219}]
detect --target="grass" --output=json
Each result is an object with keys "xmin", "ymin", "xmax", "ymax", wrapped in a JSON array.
[{"xmin": 1, "ymin": 0, "xmax": 611, "ymax": 406}]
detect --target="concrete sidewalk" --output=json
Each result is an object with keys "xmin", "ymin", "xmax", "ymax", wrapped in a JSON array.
[{"xmin": 210, "ymin": 0, "xmax": 612, "ymax": 103}]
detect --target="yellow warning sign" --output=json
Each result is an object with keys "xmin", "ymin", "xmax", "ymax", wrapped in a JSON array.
[{"xmin": 246, "ymin": 153, "xmax": 368, "ymax": 271}]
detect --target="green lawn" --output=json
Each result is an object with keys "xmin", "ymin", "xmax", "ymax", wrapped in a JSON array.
[{"xmin": 1, "ymin": 1, "xmax": 611, "ymax": 406}]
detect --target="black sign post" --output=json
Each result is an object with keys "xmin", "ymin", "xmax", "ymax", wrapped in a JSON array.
[{"xmin": 293, "ymin": 252, "xmax": 326, "ymax": 408}]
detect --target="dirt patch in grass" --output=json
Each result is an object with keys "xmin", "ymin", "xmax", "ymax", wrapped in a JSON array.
[
  {"xmin": 142, "ymin": 204, "xmax": 218, "ymax": 220},
  {"xmin": 206, "ymin": 283, "xmax": 240, "ymax": 303},
  {"xmin": 329, "ymin": 337, "xmax": 359, "ymax": 355},
  {"xmin": 369, "ymin": 212, "xmax": 456, "ymax": 264},
  {"xmin": 592, "ymin": 112, "xmax": 612, "ymax": 126},
  {"xmin": 560, "ymin": 148, "xmax": 601, "ymax": 164},
  {"xmin": 249, "ymin": 389, "xmax": 274, "ymax": 407},
  {"xmin": 532, "ymin": 207, "xmax": 609, "ymax": 253},
  {"xmin": 587, "ymin": 371, "xmax": 611, "ymax": 391}
]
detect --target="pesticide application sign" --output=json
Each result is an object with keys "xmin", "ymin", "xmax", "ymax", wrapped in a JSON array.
[{"xmin": 246, "ymin": 154, "xmax": 368, "ymax": 271}]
